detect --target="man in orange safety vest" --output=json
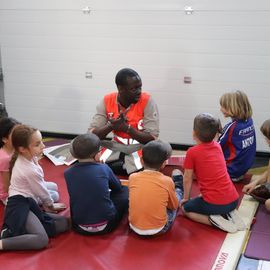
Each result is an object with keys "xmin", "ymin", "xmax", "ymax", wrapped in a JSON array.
[{"xmin": 89, "ymin": 68, "xmax": 159, "ymax": 175}]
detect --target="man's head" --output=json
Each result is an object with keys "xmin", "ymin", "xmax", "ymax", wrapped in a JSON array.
[
  {"xmin": 115, "ymin": 68, "xmax": 142, "ymax": 105},
  {"xmin": 193, "ymin": 113, "xmax": 220, "ymax": 143},
  {"xmin": 70, "ymin": 133, "xmax": 100, "ymax": 160},
  {"xmin": 142, "ymin": 140, "xmax": 172, "ymax": 170}
]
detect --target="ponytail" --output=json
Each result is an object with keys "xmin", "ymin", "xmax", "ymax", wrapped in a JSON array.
[{"xmin": 9, "ymin": 152, "xmax": 18, "ymax": 175}]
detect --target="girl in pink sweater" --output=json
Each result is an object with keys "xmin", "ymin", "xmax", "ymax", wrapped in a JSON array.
[{"xmin": 0, "ymin": 117, "xmax": 20, "ymax": 204}]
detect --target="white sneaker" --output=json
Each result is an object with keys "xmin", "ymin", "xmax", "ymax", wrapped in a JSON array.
[
  {"xmin": 172, "ymin": 169, "xmax": 183, "ymax": 177},
  {"xmin": 227, "ymin": 210, "xmax": 246, "ymax": 231},
  {"xmin": 209, "ymin": 215, "xmax": 237, "ymax": 233},
  {"xmin": 231, "ymin": 175, "xmax": 244, "ymax": 182}
]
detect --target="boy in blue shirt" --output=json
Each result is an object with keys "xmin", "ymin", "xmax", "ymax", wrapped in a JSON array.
[
  {"xmin": 219, "ymin": 90, "xmax": 256, "ymax": 181},
  {"xmin": 64, "ymin": 133, "xmax": 128, "ymax": 235}
]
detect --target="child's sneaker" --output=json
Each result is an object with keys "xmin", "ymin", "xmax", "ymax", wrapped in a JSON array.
[
  {"xmin": 209, "ymin": 215, "xmax": 237, "ymax": 233},
  {"xmin": 172, "ymin": 169, "xmax": 183, "ymax": 191},
  {"xmin": 227, "ymin": 209, "xmax": 246, "ymax": 231},
  {"xmin": 172, "ymin": 169, "xmax": 183, "ymax": 177},
  {"xmin": 0, "ymin": 228, "xmax": 11, "ymax": 239},
  {"xmin": 250, "ymin": 184, "xmax": 270, "ymax": 203},
  {"xmin": 231, "ymin": 175, "xmax": 244, "ymax": 182}
]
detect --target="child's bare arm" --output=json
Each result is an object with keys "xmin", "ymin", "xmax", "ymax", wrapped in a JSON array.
[
  {"xmin": 243, "ymin": 160, "xmax": 270, "ymax": 194},
  {"xmin": 2, "ymin": 171, "xmax": 10, "ymax": 193},
  {"xmin": 242, "ymin": 181, "xmax": 258, "ymax": 194},
  {"xmin": 243, "ymin": 173, "xmax": 267, "ymax": 194},
  {"xmin": 181, "ymin": 169, "xmax": 193, "ymax": 205}
]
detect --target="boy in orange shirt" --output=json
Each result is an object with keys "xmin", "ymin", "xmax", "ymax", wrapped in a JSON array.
[{"xmin": 128, "ymin": 140, "xmax": 183, "ymax": 236}]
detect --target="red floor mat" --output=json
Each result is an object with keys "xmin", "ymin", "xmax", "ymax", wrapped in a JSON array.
[{"xmin": 0, "ymin": 157, "xmax": 246, "ymax": 270}]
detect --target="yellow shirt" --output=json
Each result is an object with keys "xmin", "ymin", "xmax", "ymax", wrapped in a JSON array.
[{"xmin": 128, "ymin": 170, "xmax": 179, "ymax": 230}]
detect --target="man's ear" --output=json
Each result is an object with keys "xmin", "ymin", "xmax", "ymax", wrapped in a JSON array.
[{"xmin": 117, "ymin": 85, "xmax": 123, "ymax": 93}]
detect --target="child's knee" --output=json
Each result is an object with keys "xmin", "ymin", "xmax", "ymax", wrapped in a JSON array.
[
  {"xmin": 34, "ymin": 234, "xmax": 49, "ymax": 250},
  {"xmin": 181, "ymin": 205, "xmax": 187, "ymax": 215}
]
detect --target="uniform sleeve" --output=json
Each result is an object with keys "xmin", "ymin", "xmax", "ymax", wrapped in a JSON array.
[
  {"xmin": 143, "ymin": 96, "xmax": 159, "ymax": 138},
  {"xmin": 88, "ymin": 99, "xmax": 108, "ymax": 130},
  {"xmin": 167, "ymin": 180, "xmax": 179, "ymax": 210}
]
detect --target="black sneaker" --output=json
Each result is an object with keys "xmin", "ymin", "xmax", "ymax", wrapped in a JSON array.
[{"xmin": 1, "ymin": 228, "xmax": 12, "ymax": 239}]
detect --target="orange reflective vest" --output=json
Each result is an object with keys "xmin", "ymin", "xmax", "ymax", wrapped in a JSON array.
[{"xmin": 104, "ymin": 92, "xmax": 150, "ymax": 140}]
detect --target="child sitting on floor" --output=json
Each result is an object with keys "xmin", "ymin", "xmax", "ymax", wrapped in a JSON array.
[
  {"xmin": 0, "ymin": 125, "xmax": 68, "ymax": 251},
  {"xmin": 243, "ymin": 119, "xmax": 270, "ymax": 212},
  {"xmin": 181, "ymin": 113, "xmax": 245, "ymax": 233},
  {"xmin": 0, "ymin": 117, "xmax": 20, "ymax": 204},
  {"xmin": 64, "ymin": 133, "xmax": 128, "ymax": 235},
  {"xmin": 218, "ymin": 90, "xmax": 256, "ymax": 182},
  {"xmin": 0, "ymin": 117, "xmax": 59, "ymax": 205},
  {"xmin": 128, "ymin": 140, "xmax": 183, "ymax": 236}
]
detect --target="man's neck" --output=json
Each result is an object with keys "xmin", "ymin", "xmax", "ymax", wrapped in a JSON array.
[{"xmin": 117, "ymin": 94, "xmax": 131, "ymax": 108}]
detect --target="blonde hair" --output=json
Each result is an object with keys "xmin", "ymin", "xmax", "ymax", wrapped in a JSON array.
[
  {"xmin": 260, "ymin": 119, "xmax": 270, "ymax": 140},
  {"xmin": 219, "ymin": 90, "xmax": 252, "ymax": 120}
]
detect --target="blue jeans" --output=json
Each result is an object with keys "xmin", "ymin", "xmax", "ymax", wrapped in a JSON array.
[{"xmin": 159, "ymin": 186, "xmax": 183, "ymax": 234}]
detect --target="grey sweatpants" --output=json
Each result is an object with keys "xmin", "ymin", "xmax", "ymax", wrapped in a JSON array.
[{"xmin": 2, "ymin": 211, "xmax": 69, "ymax": 250}]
